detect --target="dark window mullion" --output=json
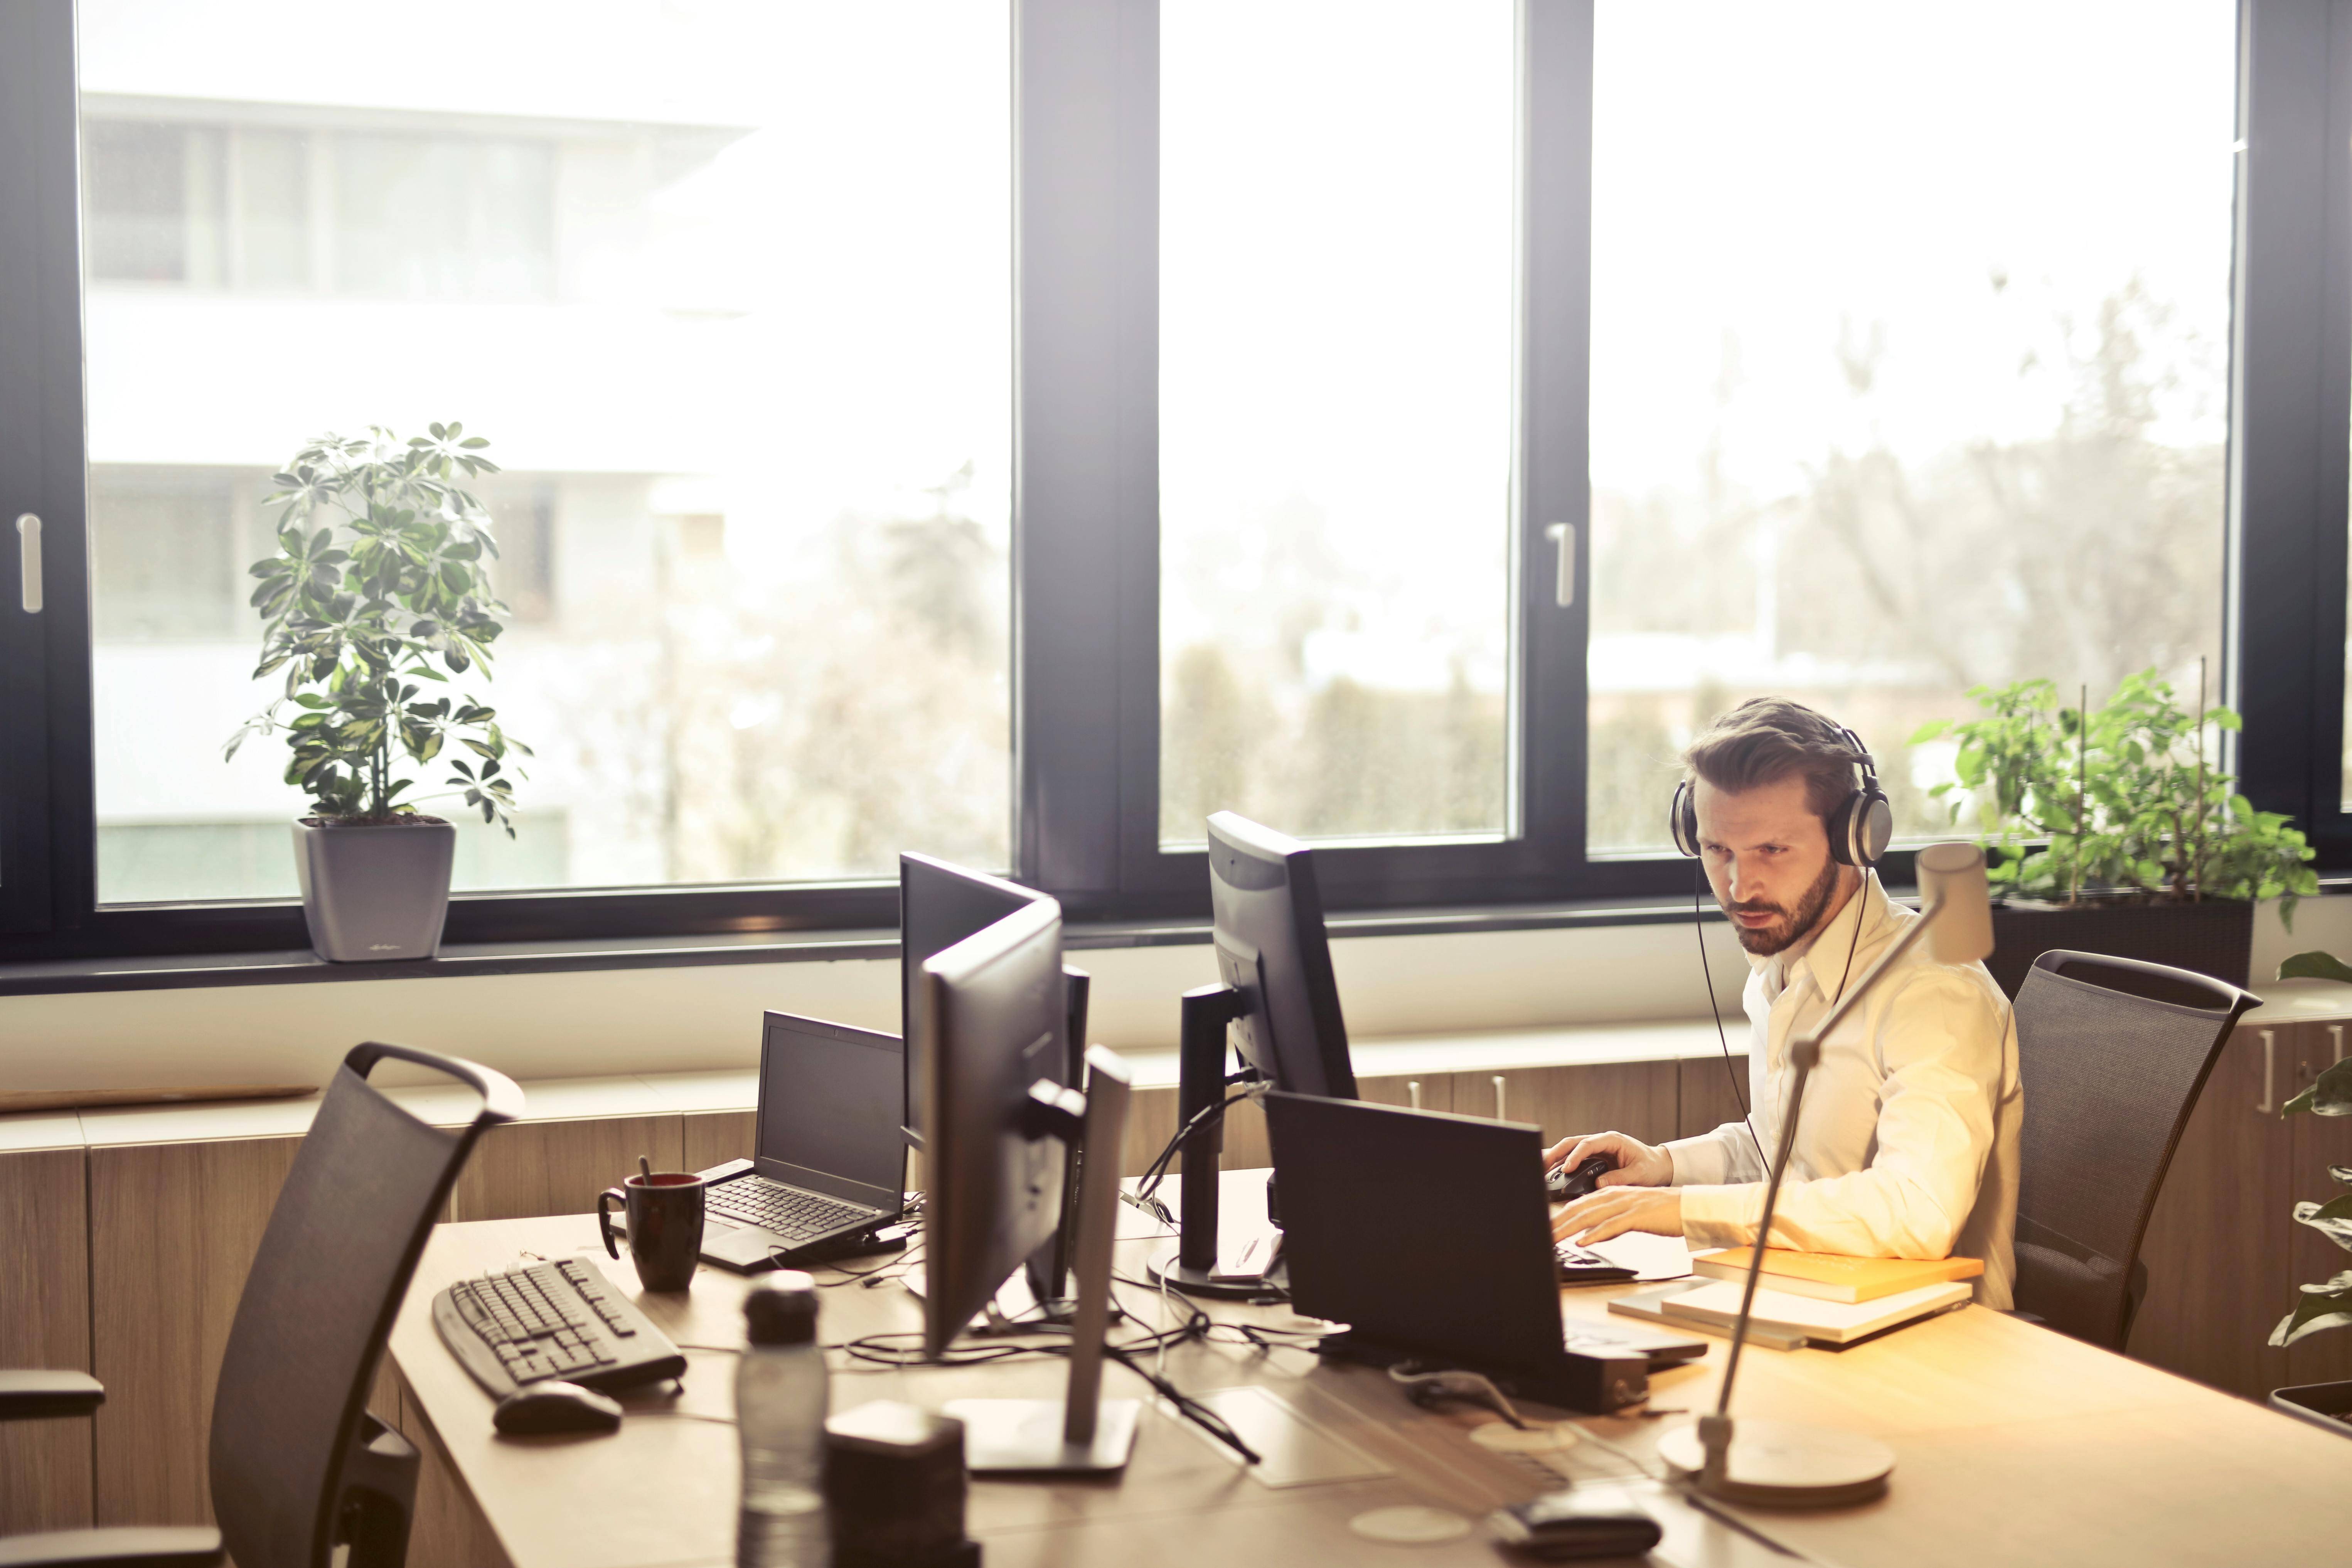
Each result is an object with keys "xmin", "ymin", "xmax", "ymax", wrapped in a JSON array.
[{"xmin": 0, "ymin": 0, "xmax": 85, "ymax": 936}]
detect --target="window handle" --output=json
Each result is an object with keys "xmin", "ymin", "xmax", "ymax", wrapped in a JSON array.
[
  {"xmin": 1544, "ymin": 522, "xmax": 1575, "ymax": 608},
  {"xmin": 2254, "ymin": 1028, "xmax": 2276, "ymax": 1116},
  {"xmin": 15, "ymin": 514, "xmax": 38, "ymax": 613}
]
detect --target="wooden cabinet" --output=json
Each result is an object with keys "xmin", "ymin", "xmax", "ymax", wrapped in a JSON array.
[
  {"xmin": 1446, "ymin": 1062, "xmax": 1678, "ymax": 1148},
  {"xmin": 0, "ymin": 1144, "xmax": 93, "ymax": 1535},
  {"xmin": 1677, "ymin": 1054, "xmax": 1752, "ymax": 1141}
]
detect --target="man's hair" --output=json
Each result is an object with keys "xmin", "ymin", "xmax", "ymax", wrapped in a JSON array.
[{"xmin": 1682, "ymin": 697, "xmax": 1863, "ymax": 827}]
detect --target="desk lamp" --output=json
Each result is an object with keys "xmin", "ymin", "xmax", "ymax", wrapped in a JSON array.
[{"xmin": 1655, "ymin": 841, "xmax": 1994, "ymax": 1507}]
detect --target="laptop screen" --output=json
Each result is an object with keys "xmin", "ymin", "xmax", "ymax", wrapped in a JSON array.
[{"xmin": 755, "ymin": 1013, "xmax": 905, "ymax": 1209}]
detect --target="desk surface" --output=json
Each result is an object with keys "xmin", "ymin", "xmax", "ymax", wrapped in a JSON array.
[{"xmin": 388, "ymin": 1175, "xmax": 2350, "ymax": 1568}]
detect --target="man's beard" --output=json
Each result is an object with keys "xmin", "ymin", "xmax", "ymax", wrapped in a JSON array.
[{"xmin": 1727, "ymin": 853, "xmax": 1844, "ymax": 956}]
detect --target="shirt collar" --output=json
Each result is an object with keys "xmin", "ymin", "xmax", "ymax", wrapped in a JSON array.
[{"xmin": 1747, "ymin": 870, "xmax": 1890, "ymax": 999}]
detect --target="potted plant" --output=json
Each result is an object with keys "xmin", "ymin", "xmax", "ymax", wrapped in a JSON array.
[
  {"xmin": 1911, "ymin": 669, "xmax": 2315, "ymax": 997},
  {"xmin": 225, "ymin": 423, "xmax": 530, "ymax": 962},
  {"xmin": 2268, "ymin": 1045, "xmax": 2352, "ymax": 1433}
]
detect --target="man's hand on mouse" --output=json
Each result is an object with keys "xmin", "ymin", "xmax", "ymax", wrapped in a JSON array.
[
  {"xmin": 1542, "ymin": 1130, "xmax": 1672, "ymax": 1187},
  {"xmin": 1543, "ymin": 1131, "xmax": 1683, "ymax": 1243}
]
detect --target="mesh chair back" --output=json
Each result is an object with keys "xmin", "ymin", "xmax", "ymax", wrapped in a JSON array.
[
  {"xmin": 2012, "ymin": 950, "xmax": 2253, "ymax": 1349},
  {"xmin": 208, "ymin": 1043, "xmax": 520, "ymax": 1568}
]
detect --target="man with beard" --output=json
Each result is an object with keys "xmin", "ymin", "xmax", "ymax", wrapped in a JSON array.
[{"xmin": 1548, "ymin": 698, "xmax": 2022, "ymax": 1307}]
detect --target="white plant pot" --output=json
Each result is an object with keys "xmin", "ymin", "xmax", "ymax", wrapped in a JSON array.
[{"xmin": 291, "ymin": 818, "xmax": 457, "ymax": 962}]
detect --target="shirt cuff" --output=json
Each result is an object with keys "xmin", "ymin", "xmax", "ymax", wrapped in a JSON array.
[
  {"xmin": 1663, "ymin": 1135, "xmax": 1732, "ymax": 1188},
  {"xmin": 1677, "ymin": 1184, "xmax": 1764, "ymax": 1250}
]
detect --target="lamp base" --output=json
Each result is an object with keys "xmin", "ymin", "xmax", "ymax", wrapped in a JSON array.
[{"xmin": 1656, "ymin": 1418, "xmax": 1894, "ymax": 1509}]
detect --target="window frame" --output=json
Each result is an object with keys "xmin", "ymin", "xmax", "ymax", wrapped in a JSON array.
[{"xmin": 5, "ymin": 0, "xmax": 2341, "ymax": 964}]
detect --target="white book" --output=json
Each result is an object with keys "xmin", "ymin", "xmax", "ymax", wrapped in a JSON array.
[{"xmin": 1656, "ymin": 1277, "xmax": 1971, "ymax": 1344}]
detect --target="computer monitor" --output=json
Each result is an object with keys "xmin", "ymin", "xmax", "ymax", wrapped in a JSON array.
[
  {"xmin": 901, "ymin": 851, "xmax": 1088, "ymax": 1312},
  {"xmin": 1151, "ymin": 813, "xmax": 1358, "ymax": 1299},
  {"xmin": 899, "ymin": 852, "xmax": 1048, "ymax": 1147},
  {"xmin": 917, "ymin": 895, "xmax": 1071, "ymax": 1356},
  {"xmin": 1206, "ymin": 811, "xmax": 1357, "ymax": 1100},
  {"xmin": 919, "ymin": 897, "xmax": 1141, "ymax": 1473}
]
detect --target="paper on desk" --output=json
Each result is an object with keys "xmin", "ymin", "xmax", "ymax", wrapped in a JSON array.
[{"xmin": 1584, "ymin": 1231, "xmax": 1692, "ymax": 1282}]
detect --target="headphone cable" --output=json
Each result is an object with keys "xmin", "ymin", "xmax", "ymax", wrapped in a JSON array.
[{"xmin": 1693, "ymin": 860, "xmax": 1768, "ymax": 1168}]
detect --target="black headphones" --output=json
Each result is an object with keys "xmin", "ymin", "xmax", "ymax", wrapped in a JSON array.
[{"xmin": 1669, "ymin": 721, "xmax": 1893, "ymax": 868}]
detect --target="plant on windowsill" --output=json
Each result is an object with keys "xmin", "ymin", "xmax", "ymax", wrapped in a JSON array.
[
  {"xmin": 2265, "ymin": 1048, "xmax": 2352, "ymax": 1435},
  {"xmin": 225, "ymin": 423, "xmax": 531, "ymax": 963},
  {"xmin": 1909, "ymin": 667, "xmax": 2315, "ymax": 997}
]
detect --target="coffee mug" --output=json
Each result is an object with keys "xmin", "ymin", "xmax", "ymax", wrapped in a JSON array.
[{"xmin": 598, "ymin": 1171, "xmax": 706, "ymax": 1292}]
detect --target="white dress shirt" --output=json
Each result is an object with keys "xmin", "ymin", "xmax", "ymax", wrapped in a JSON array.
[{"xmin": 1661, "ymin": 872, "xmax": 2023, "ymax": 1309}]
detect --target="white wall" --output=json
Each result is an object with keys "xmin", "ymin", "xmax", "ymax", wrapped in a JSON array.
[
  {"xmin": 0, "ymin": 915, "xmax": 1752, "ymax": 1094},
  {"xmin": 7, "ymin": 892, "xmax": 2345, "ymax": 1096}
]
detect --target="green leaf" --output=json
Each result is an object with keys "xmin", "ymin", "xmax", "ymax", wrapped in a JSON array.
[
  {"xmin": 2278, "ymin": 951, "xmax": 2352, "ymax": 984},
  {"xmin": 2295, "ymin": 1194, "xmax": 2352, "ymax": 1254},
  {"xmin": 2283, "ymin": 1058, "xmax": 2352, "ymax": 1117},
  {"xmin": 2271, "ymin": 1270, "xmax": 2352, "ymax": 1346}
]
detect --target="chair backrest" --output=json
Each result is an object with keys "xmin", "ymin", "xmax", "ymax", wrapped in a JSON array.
[
  {"xmin": 2012, "ymin": 950, "xmax": 2253, "ymax": 1349},
  {"xmin": 209, "ymin": 1042, "xmax": 521, "ymax": 1568}
]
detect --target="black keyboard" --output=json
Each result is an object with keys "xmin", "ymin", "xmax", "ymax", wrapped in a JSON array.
[
  {"xmin": 1555, "ymin": 1241, "xmax": 1638, "ymax": 1284},
  {"xmin": 431, "ymin": 1258, "xmax": 686, "ymax": 1398},
  {"xmin": 708, "ymin": 1175, "xmax": 877, "ymax": 1241}
]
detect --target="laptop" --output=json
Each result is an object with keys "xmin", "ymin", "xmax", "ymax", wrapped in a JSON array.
[
  {"xmin": 1264, "ymin": 1091, "xmax": 1706, "ymax": 1413},
  {"xmin": 696, "ymin": 1012, "xmax": 908, "ymax": 1272}
]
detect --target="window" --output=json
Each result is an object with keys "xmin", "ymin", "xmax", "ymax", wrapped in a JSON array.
[
  {"xmin": 6, "ymin": 0, "xmax": 2350, "ymax": 957},
  {"xmin": 1586, "ymin": 0, "xmax": 2237, "ymax": 852},
  {"xmin": 73, "ymin": 2, "xmax": 1013, "ymax": 905},
  {"xmin": 1157, "ymin": 1, "xmax": 1516, "ymax": 847}
]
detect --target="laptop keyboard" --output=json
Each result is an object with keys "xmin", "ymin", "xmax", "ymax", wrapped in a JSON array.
[{"xmin": 708, "ymin": 1175, "xmax": 877, "ymax": 1241}]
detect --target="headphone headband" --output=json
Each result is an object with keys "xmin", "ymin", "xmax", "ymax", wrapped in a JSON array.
[{"xmin": 1669, "ymin": 721, "xmax": 1892, "ymax": 867}]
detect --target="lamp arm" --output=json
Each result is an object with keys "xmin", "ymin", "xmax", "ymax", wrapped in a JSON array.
[{"xmin": 1708, "ymin": 890, "xmax": 1951, "ymax": 1428}]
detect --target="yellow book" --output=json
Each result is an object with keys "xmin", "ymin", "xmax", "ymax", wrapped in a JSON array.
[{"xmin": 1690, "ymin": 1247, "xmax": 1983, "ymax": 1304}]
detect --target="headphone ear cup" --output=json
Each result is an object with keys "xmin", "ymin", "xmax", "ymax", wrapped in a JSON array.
[
  {"xmin": 1826, "ymin": 792, "xmax": 1860, "ymax": 867},
  {"xmin": 1857, "ymin": 790, "xmax": 1893, "ymax": 866},
  {"xmin": 1670, "ymin": 780, "xmax": 1700, "ymax": 857}
]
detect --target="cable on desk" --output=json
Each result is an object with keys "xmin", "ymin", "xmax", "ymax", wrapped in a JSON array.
[{"xmin": 1132, "ymin": 1086, "xmax": 1266, "ymax": 1211}]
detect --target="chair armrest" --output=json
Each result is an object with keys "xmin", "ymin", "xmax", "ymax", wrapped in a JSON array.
[
  {"xmin": 0, "ymin": 1527, "xmax": 223, "ymax": 1566},
  {"xmin": 0, "ymin": 1371, "xmax": 103, "ymax": 1421}
]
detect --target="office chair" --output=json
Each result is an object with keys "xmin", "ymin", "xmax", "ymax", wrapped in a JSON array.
[
  {"xmin": 0, "ymin": 1042, "xmax": 521, "ymax": 1568},
  {"xmin": 2010, "ymin": 950, "xmax": 2254, "ymax": 1350}
]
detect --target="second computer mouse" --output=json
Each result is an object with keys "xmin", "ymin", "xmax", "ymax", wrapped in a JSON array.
[
  {"xmin": 1546, "ymin": 1154, "xmax": 1616, "ymax": 1204},
  {"xmin": 493, "ymin": 1381, "xmax": 623, "ymax": 1436}
]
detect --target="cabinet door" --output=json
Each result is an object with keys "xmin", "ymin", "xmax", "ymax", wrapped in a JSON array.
[
  {"xmin": 2287, "ymin": 1022, "xmax": 2352, "ymax": 1389},
  {"xmin": 1445, "ymin": 1062, "xmax": 1678, "ymax": 1148},
  {"xmin": 2126, "ymin": 1021, "xmax": 2295, "ymax": 1399},
  {"xmin": 0, "ymin": 1146, "xmax": 93, "ymax": 1534}
]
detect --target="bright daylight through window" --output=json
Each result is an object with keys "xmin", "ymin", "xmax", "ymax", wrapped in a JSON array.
[
  {"xmin": 79, "ymin": 1, "xmax": 1012, "ymax": 904},
  {"xmin": 1586, "ymin": 0, "xmax": 2235, "ymax": 852},
  {"xmin": 1157, "ymin": 1, "xmax": 1516, "ymax": 847}
]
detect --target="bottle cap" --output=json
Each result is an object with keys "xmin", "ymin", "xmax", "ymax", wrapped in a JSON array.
[{"xmin": 744, "ymin": 1272, "xmax": 819, "ymax": 1345}]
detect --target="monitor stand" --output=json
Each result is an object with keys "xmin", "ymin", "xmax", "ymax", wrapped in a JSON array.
[
  {"xmin": 1147, "ymin": 983, "xmax": 1286, "ymax": 1300},
  {"xmin": 947, "ymin": 1047, "xmax": 1142, "ymax": 1474}
]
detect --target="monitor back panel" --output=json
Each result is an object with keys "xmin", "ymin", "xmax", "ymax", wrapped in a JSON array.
[{"xmin": 1266, "ymin": 1091, "xmax": 1562, "ymax": 1377}]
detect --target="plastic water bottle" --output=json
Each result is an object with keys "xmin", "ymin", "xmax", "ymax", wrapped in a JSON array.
[{"xmin": 737, "ymin": 1272, "xmax": 829, "ymax": 1568}]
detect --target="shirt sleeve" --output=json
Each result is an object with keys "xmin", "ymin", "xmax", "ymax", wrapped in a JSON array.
[
  {"xmin": 1677, "ymin": 967, "xmax": 2008, "ymax": 1258},
  {"xmin": 1663, "ymin": 1119, "xmax": 1767, "ymax": 1188}
]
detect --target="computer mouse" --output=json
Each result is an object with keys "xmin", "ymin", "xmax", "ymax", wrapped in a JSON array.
[
  {"xmin": 1546, "ymin": 1154, "xmax": 1616, "ymax": 1204},
  {"xmin": 493, "ymin": 1381, "xmax": 623, "ymax": 1436}
]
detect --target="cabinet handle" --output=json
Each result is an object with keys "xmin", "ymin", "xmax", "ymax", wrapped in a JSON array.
[
  {"xmin": 1544, "ymin": 522, "xmax": 1576, "ymax": 607},
  {"xmin": 2333, "ymin": 1025, "xmax": 2344, "ymax": 1067},
  {"xmin": 1406, "ymin": 1080, "xmax": 1422, "ymax": 1110},
  {"xmin": 14, "ymin": 514, "xmax": 38, "ymax": 613},
  {"xmin": 2254, "ymin": 1029, "xmax": 2276, "ymax": 1116},
  {"xmin": 1493, "ymin": 1075, "xmax": 1508, "ymax": 1121}
]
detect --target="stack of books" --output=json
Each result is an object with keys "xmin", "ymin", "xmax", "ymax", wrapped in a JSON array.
[{"xmin": 1608, "ymin": 1248, "xmax": 1982, "ymax": 1348}]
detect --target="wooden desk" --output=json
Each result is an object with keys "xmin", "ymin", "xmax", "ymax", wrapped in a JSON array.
[{"xmin": 387, "ymin": 1176, "xmax": 2349, "ymax": 1568}]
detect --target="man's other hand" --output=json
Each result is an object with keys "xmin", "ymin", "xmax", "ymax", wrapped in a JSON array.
[
  {"xmin": 1542, "ymin": 1130, "xmax": 1672, "ymax": 1189},
  {"xmin": 1553, "ymin": 1186, "xmax": 1684, "ymax": 1244}
]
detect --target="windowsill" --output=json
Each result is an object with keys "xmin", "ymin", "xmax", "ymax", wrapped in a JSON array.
[
  {"xmin": 7, "ymin": 880, "xmax": 2348, "ymax": 1000},
  {"xmin": 0, "ymin": 893, "xmax": 1734, "ymax": 999}
]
